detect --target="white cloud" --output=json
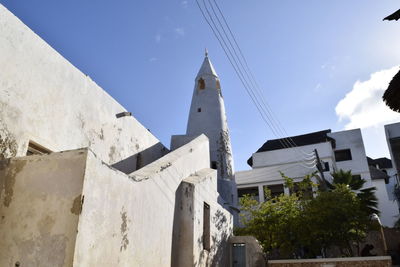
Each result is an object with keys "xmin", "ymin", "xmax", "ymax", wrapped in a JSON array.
[
  {"xmin": 335, "ymin": 65, "xmax": 400, "ymax": 130},
  {"xmin": 335, "ymin": 65, "xmax": 400, "ymax": 158},
  {"xmin": 155, "ymin": 34, "xmax": 161, "ymax": 43},
  {"xmin": 174, "ymin": 27, "xmax": 185, "ymax": 37}
]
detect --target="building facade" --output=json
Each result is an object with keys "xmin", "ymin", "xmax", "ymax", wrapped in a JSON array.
[{"xmin": 236, "ymin": 128, "xmax": 399, "ymax": 227}]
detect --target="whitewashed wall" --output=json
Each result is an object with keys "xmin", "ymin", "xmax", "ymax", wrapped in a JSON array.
[
  {"xmin": 73, "ymin": 135, "xmax": 232, "ymax": 266},
  {"xmin": 1, "ymin": 135, "xmax": 233, "ymax": 266},
  {"xmin": 0, "ymin": 4, "xmax": 166, "ymax": 170}
]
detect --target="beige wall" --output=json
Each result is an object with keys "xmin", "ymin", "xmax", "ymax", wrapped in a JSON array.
[
  {"xmin": 0, "ymin": 4, "xmax": 166, "ymax": 170},
  {"xmin": 0, "ymin": 149, "xmax": 87, "ymax": 267}
]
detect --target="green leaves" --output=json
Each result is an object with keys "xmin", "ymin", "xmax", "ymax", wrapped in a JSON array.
[
  {"xmin": 327, "ymin": 170, "xmax": 379, "ymax": 216},
  {"xmin": 236, "ymin": 170, "xmax": 376, "ymax": 259}
]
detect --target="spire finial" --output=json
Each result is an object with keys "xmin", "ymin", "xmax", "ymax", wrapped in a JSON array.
[{"xmin": 205, "ymin": 48, "xmax": 208, "ymax": 58}]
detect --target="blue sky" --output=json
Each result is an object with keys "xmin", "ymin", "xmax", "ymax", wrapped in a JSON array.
[{"xmin": 2, "ymin": 0, "xmax": 400, "ymax": 171}]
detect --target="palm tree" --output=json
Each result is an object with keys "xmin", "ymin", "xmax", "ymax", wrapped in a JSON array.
[{"xmin": 325, "ymin": 170, "xmax": 379, "ymax": 216}]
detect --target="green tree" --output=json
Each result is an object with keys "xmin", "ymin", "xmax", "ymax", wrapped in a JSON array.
[
  {"xmin": 236, "ymin": 171, "xmax": 376, "ymax": 259},
  {"xmin": 326, "ymin": 169, "xmax": 379, "ymax": 215},
  {"xmin": 235, "ymin": 191, "xmax": 303, "ymax": 258},
  {"xmin": 301, "ymin": 184, "xmax": 370, "ymax": 257}
]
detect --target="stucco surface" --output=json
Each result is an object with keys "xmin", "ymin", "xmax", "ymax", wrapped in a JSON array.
[
  {"xmin": 0, "ymin": 4, "xmax": 165, "ymax": 168},
  {"xmin": 0, "ymin": 149, "xmax": 87, "ymax": 267},
  {"xmin": 185, "ymin": 56, "xmax": 236, "ymax": 208},
  {"xmin": 182, "ymin": 169, "xmax": 233, "ymax": 267},
  {"xmin": 72, "ymin": 135, "xmax": 232, "ymax": 266}
]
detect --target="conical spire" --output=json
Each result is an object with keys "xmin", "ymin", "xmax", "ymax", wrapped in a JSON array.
[{"xmin": 196, "ymin": 50, "xmax": 218, "ymax": 78}]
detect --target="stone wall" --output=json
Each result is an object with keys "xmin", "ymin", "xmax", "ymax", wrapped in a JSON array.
[
  {"xmin": 268, "ymin": 256, "xmax": 392, "ymax": 267},
  {"xmin": 384, "ymin": 228, "xmax": 400, "ymax": 265}
]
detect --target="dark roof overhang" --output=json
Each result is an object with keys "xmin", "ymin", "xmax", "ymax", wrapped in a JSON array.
[{"xmin": 247, "ymin": 129, "xmax": 334, "ymax": 167}]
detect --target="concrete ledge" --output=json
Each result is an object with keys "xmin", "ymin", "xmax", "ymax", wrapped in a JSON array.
[{"xmin": 268, "ymin": 256, "xmax": 392, "ymax": 267}]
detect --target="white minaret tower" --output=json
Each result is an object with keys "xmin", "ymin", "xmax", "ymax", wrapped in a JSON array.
[{"xmin": 186, "ymin": 50, "xmax": 237, "ymax": 208}]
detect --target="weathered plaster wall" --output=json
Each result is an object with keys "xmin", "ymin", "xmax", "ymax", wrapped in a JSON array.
[
  {"xmin": 72, "ymin": 135, "xmax": 232, "ymax": 266},
  {"xmin": 0, "ymin": 149, "xmax": 87, "ymax": 267},
  {"xmin": 173, "ymin": 169, "xmax": 232, "ymax": 267},
  {"xmin": 191, "ymin": 172, "xmax": 233, "ymax": 267},
  {"xmin": 0, "ymin": 4, "xmax": 166, "ymax": 167}
]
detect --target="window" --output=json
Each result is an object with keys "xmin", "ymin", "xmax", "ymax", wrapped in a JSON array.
[
  {"xmin": 238, "ymin": 187, "xmax": 259, "ymax": 202},
  {"xmin": 211, "ymin": 161, "xmax": 217, "ymax": 170},
  {"xmin": 216, "ymin": 79, "xmax": 221, "ymax": 89},
  {"xmin": 324, "ymin": 162, "xmax": 330, "ymax": 172},
  {"xmin": 334, "ymin": 149, "xmax": 352, "ymax": 162},
  {"xmin": 203, "ymin": 202, "xmax": 210, "ymax": 251},
  {"xmin": 198, "ymin": 78, "xmax": 205, "ymax": 90},
  {"xmin": 197, "ymin": 108, "xmax": 202, "ymax": 112},
  {"xmin": 264, "ymin": 184, "xmax": 284, "ymax": 200},
  {"xmin": 26, "ymin": 141, "xmax": 51, "ymax": 156}
]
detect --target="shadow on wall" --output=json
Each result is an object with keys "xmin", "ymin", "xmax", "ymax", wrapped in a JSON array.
[
  {"xmin": 210, "ymin": 210, "xmax": 230, "ymax": 267},
  {"xmin": 171, "ymin": 183, "xmax": 185, "ymax": 267},
  {"xmin": 112, "ymin": 142, "xmax": 168, "ymax": 174}
]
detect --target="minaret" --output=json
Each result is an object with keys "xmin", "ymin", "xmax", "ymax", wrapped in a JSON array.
[{"xmin": 186, "ymin": 51, "xmax": 237, "ymax": 208}]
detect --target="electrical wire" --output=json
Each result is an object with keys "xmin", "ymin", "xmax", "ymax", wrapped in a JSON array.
[{"xmin": 196, "ymin": 0, "xmax": 317, "ymax": 167}]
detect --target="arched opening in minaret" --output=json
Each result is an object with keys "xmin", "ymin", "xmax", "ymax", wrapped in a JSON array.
[
  {"xmin": 198, "ymin": 78, "xmax": 205, "ymax": 90},
  {"xmin": 216, "ymin": 79, "xmax": 221, "ymax": 89}
]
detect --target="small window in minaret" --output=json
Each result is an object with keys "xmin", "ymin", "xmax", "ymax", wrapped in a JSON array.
[
  {"xmin": 198, "ymin": 78, "xmax": 205, "ymax": 90},
  {"xmin": 211, "ymin": 161, "xmax": 217, "ymax": 170},
  {"xmin": 197, "ymin": 108, "xmax": 201, "ymax": 112},
  {"xmin": 216, "ymin": 79, "xmax": 221, "ymax": 89}
]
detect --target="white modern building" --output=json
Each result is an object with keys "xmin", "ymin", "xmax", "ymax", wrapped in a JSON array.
[{"xmin": 236, "ymin": 128, "xmax": 400, "ymax": 227}]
